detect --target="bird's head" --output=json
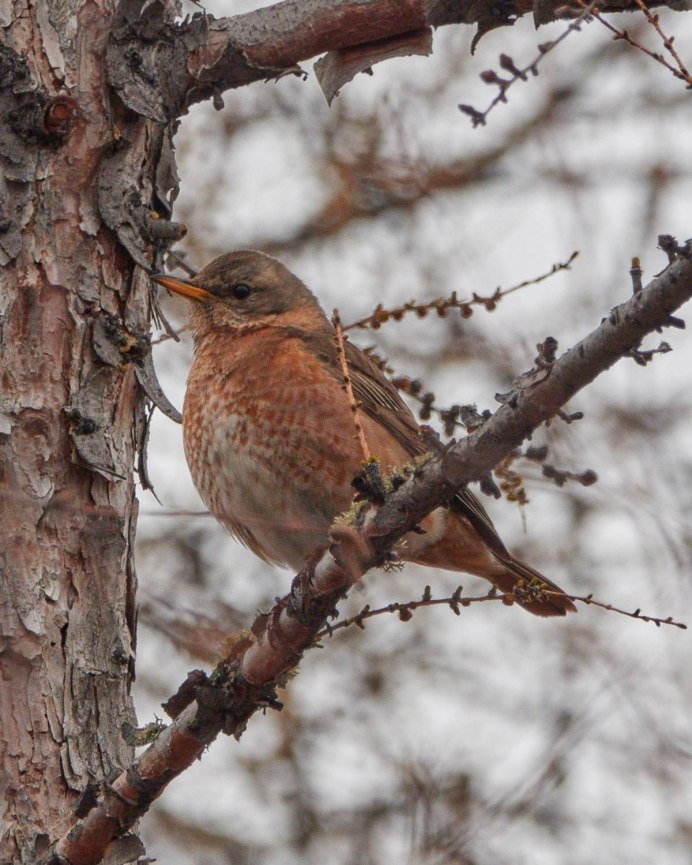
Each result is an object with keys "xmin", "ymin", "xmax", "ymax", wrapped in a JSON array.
[{"xmin": 152, "ymin": 250, "xmax": 327, "ymax": 337}]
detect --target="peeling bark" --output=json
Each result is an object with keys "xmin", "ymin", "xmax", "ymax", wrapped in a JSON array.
[
  {"xmin": 105, "ymin": 0, "xmax": 689, "ymax": 117},
  {"xmin": 0, "ymin": 6, "xmax": 171, "ymax": 862},
  {"xmin": 314, "ymin": 27, "xmax": 433, "ymax": 105}
]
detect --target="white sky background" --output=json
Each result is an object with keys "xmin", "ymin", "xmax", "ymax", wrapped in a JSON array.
[{"xmin": 135, "ymin": 7, "xmax": 692, "ymax": 864}]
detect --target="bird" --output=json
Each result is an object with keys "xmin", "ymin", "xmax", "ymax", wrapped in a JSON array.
[{"xmin": 152, "ymin": 250, "xmax": 576, "ymax": 617}]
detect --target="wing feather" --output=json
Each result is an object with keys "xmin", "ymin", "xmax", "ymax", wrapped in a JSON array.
[{"xmin": 288, "ymin": 326, "xmax": 510, "ymax": 557}]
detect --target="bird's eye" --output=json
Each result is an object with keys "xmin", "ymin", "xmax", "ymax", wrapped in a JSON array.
[{"xmin": 231, "ymin": 283, "xmax": 252, "ymax": 300}]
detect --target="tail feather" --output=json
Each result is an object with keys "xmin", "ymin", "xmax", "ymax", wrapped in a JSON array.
[{"xmin": 491, "ymin": 555, "xmax": 577, "ymax": 617}]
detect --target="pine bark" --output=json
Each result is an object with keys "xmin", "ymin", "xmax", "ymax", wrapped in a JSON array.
[{"xmin": 0, "ymin": 4, "xmax": 157, "ymax": 861}]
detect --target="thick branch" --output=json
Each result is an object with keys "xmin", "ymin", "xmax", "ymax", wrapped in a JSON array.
[
  {"xmin": 45, "ymin": 249, "xmax": 692, "ymax": 865},
  {"xmin": 106, "ymin": 0, "xmax": 686, "ymax": 119},
  {"xmin": 369, "ymin": 251, "xmax": 692, "ymax": 551}
]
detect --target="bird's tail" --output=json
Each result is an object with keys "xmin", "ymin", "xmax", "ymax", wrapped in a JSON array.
[{"xmin": 491, "ymin": 554, "xmax": 577, "ymax": 617}]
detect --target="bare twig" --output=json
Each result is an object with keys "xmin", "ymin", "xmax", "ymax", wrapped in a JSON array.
[
  {"xmin": 317, "ymin": 588, "xmax": 687, "ymax": 638},
  {"xmin": 574, "ymin": 591, "xmax": 687, "ymax": 627},
  {"xmin": 574, "ymin": 0, "xmax": 692, "ymax": 86},
  {"xmin": 632, "ymin": 0, "xmax": 692, "ymax": 84},
  {"xmin": 165, "ymin": 249, "xmax": 198, "ymax": 277},
  {"xmin": 151, "ymin": 323, "xmax": 189, "ymax": 345},
  {"xmin": 459, "ymin": 5, "xmax": 598, "ymax": 127},
  {"xmin": 333, "ymin": 309, "xmax": 371, "ymax": 462},
  {"xmin": 346, "ymin": 252, "xmax": 578, "ymax": 331},
  {"xmin": 151, "ymin": 251, "xmax": 197, "ymax": 344},
  {"xmin": 630, "ymin": 256, "xmax": 644, "ymax": 293}
]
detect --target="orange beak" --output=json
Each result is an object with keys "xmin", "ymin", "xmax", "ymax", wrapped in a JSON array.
[{"xmin": 151, "ymin": 273, "xmax": 213, "ymax": 302}]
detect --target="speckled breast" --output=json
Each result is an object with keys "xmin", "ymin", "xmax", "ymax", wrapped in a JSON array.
[{"xmin": 181, "ymin": 327, "xmax": 360, "ymax": 569}]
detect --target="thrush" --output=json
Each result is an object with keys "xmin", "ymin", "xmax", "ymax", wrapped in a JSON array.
[{"xmin": 152, "ymin": 251, "xmax": 576, "ymax": 617}]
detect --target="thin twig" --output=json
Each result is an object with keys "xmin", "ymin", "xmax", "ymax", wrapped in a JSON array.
[
  {"xmin": 152, "ymin": 249, "xmax": 197, "ymax": 344},
  {"xmin": 632, "ymin": 0, "xmax": 692, "ymax": 83},
  {"xmin": 151, "ymin": 323, "xmax": 189, "ymax": 345},
  {"xmin": 459, "ymin": 5, "xmax": 597, "ymax": 127},
  {"xmin": 165, "ymin": 249, "xmax": 199, "ymax": 277},
  {"xmin": 346, "ymin": 252, "xmax": 579, "ymax": 331},
  {"xmin": 333, "ymin": 309, "xmax": 371, "ymax": 462},
  {"xmin": 317, "ymin": 587, "xmax": 687, "ymax": 639},
  {"xmin": 574, "ymin": 0, "xmax": 692, "ymax": 86}
]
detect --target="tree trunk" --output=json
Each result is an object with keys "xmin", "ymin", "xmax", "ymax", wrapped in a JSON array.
[{"xmin": 0, "ymin": 4, "xmax": 163, "ymax": 859}]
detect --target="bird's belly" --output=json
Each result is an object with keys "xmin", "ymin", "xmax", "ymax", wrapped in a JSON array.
[{"xmin": 183, "ymin": 402, "xmax": 354, "ymax": 570}]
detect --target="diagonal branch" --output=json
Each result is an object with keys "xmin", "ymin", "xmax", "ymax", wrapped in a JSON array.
[{"xmin": 44, "ymin": 245, "xmax": 692, "ymax": 865}]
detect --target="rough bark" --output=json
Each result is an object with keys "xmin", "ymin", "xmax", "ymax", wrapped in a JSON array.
[
  {"xmin": 0, "ymin": 5, "xmax": 174, "ymax": 863},
  {"xmin": 106, "ymin": 0, "xmax": 690, "ymax": 119}
]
